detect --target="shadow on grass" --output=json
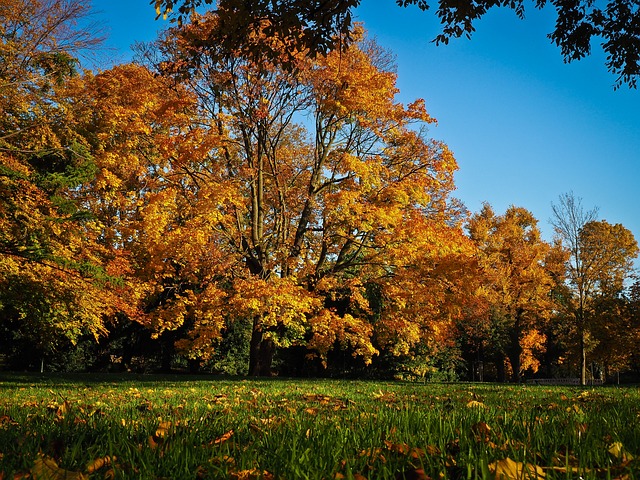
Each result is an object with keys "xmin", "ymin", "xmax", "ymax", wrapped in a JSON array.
[{"xmin": 0, "ymin": 371, "xmax": 373, "ymax": 387}]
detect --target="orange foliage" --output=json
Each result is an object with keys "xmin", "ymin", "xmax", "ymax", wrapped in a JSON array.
[
  {"xmin": 90, "ymin": 19, "xmax": 472, "ymax": 372},
  {"xmin": 0, "ymin": 3, "xmax": 478, "ymax": 372},
  {"xmin": 467, "ymin": 204, "xmax": 568, "ymax": 380}
]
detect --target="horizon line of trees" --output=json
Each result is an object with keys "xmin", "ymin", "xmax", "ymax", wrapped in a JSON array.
[{"xmin": 1, "ymin": 0, "xmax": 638, "ymax": 384}]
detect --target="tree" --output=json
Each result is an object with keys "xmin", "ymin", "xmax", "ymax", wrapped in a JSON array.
[
  {"xmin": 120, "ymin": 16, "xmax": 467, "ymax": 375},
  {"xmin": 152, "ymin": 0, "xmax": 359, "ymax": 70},
  {"xmin": 551, "ymin": 192, "xmax": 639, "ymax": 384},
  {"xmin": 70, "ymin": 62, "xmax": 210, "ymax": 371},
  {"xmin": 152, "ymin": 0, "xmax": 640, "ymax": 87},
  {"xmin": 0, "ymin": 0, "xmax": 102, "ymax": 262},
  {"xmin": 589, "ymin": 287, "xmax": 639, "ymax": 379},
  {"xmin": 373, "ymin": 208, "xmax": 484, "ymax": 380},
  {"xmin": 467, "ymin": 204, "xmax": 567, "ymax": 382},
  {"xmin": 0, "ymin": 0, "xmax": 135, "ymax": 364}
]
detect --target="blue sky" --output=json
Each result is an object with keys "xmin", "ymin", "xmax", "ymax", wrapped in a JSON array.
[{"xmin": 92, "ymin": 1, "xmax": 640, "ymax": 245}]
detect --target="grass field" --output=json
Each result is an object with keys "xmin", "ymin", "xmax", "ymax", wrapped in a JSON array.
[{"xmin": 0, "ymin": 374, "xmax": 638, "ymax": 479}]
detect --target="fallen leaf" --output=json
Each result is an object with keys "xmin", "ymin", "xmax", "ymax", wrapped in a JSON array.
[
  {"xmin": 490, "ymin": 457, "xmax": 545, "ymax": 479},
  {"xmin": 425, "ymin": 445, "xmax": 441, "ymax": 456},
  {"xmin": 385, "ymin": 440, "xmax": 410, "ymax": 455},
  {"xmin": 148, "ymin": 434, "xmax": 164, "ymax": 451},
  {"xmin": 229, "ymin": 469, "xmax": 274, "ymax": 480},
  {"xmin": 0, "ymin": 415, "xmax": 18, "ymax": 428},
  {"xmin": 248, "ymin": 423, "xmax": 265, "ymax": 435},
  {"xmin": 566, "ymin": 404, "xmax": 583, "ymax": 414},
  {"xmin": 155, "ymin": 421, "xmax": 172, "ymax": 438},
  {"xmin": 302, "ymin": 394, "xmax": 331, "ymax": 403},
  {"xmin": 213, "ymin": 429, "xmax": 234, "ymax": 445},
  {"xmin": 608, "ymin": 441, "xmax": 634, "ymax": 462},
  {"xmin": 467, "ymin": 400, "xmax": 486, "ymax": 408},
  {"xmin": 31, "ymin": 454, "xmax": 88, "ymax": 480},
  {"xmin": 472, "ymin": 421, "xmax": 492, "ymax": 442},
  {"xmin": 85, "ymin": 456, "xmax": 116, "ymax": 474}
]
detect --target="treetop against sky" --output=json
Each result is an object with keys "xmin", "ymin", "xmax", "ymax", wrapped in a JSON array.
[{"xmin": 91, "ymin": 0, "xmax": 640, "ymax": 249}]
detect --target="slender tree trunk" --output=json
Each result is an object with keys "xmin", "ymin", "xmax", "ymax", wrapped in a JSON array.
[
  {"xmin": 496, "ymin": 355, "xmax": 506, "ymax": 382},
  {"xmin": 580, "ymin": 329, "xmax": 587, "ymax": 385},
  {"xmin": 578, "ymin": 304, "xmax": 587, "ymax": 386}
]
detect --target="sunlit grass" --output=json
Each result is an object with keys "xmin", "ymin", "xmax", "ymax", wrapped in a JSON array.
[{"xmin": 0, "ymin": 374, "xmax": 638, "ymax": 479}]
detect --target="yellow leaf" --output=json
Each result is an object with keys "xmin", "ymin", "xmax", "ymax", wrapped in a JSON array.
[
  {"xmin": 608, "ymin": 441, "xmax": 634, "ymax": 461},
  {"xmin": 467, "ymin": 400, "xmax": 486, "ymax": 408},
  {"xmin": 31, "ymin": 455, "xmax": 88, "ymax": 480},
  {"xmin": 229, "ymin": 470, "xmax": 274, "ymax": 480},
  {"xmin": 566, "ymin": 404, "xmax": 583, "ymax": 414},
  {"xmin": 85, "ymin": 456, "xmax": 115, "ymax": 474},
  {"xmin": 155, "ymin": 421, "xmax": 172, "ymax": 438},
  {"xmin": 56, "ymin": 400, "xmax": 70, "ymax": 417},
  {"xmin": 490, "ymin": 457, "xmax": 545, "ymax": 480},
  {"xmin": 609, "ymin": 441, "xmax": 624, "ymax": 458}
]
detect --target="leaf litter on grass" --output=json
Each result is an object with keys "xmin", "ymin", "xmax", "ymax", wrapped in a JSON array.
[{"xmin": 2, "ymin": 378, "xmax": 640, "ymax": 479}]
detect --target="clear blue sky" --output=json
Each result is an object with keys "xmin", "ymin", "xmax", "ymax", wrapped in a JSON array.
[{"xmin": 91, "ymin": 0, "xmax": 640, "ymax": 246}]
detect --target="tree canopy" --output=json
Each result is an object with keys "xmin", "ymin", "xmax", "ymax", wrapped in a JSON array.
[
  {"xmin": 2, "ymin": 0, "xmax": 639, "ymax": 380},
  {"xmin": 467, "ymin": 204, "xmax": 567, "ymax": 382},
  {"xmin": 551, "ymin": 192, "xmax": 639, "ymax": 384},
  {"xmin": 153, "ymin": 0, "xmax": 640, "ymax": 87}
]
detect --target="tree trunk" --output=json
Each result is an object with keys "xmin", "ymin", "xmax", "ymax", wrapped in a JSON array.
[
  {"xmin": 508, "ymin": 329, "xmax": 523, "ymax": 383},
  {"xmin": 580, "ymin": 329, "xmax": 587, "ymax": 385},
  {"xmin": 248, "ymin": 317, "xmax": 275, "ymax": 376},
  {"xmin": 508, "ymin": 349, "xmax": 522, "ymax": 383},
  {"xmin": 159, "ymin": 330, "xmax": 177, "ymax": 373},
  {"xmin": 496, "ymin": 355, "xmax": 506, "ymax": 382}
]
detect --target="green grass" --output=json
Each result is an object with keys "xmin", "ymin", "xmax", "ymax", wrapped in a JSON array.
[{"xmin": 0, "ymin": 374, "xmax": 639, "ymax": 479}]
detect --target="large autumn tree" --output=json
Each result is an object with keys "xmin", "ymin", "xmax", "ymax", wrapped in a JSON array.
[
  {"xmin": 551, "ymin": 192, "xmax": 639, "ymax": 384},
  {"xmin": 153, "ymin": 0, "xmax": 640, "ymax": 87},
  {"xmin": 0, "ymin": 0, "xmax": 134, "ymax": 365},
  {"xmin": 103, "ymin": 15, "xmax": 469, "ymax": 375},
  {"xmin": 466, "ymin": 204, "xmax": 567, "ymax": 382}
]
